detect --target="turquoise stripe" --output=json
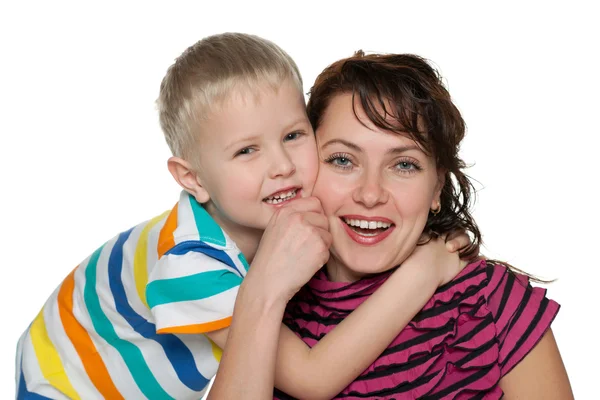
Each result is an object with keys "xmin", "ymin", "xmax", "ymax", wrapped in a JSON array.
[
  {"xmin": 188, "ymin": 197, "xmax": 226, "ymax": 247},
  {"xmin": 237, "ymin": 253, "xmax": 250, "ymax": 272},
  {"xmin": 147, "ymin": 269, "xmax": 242, "ymax": 309},
  {"xmin": 84, "ymin": 245, "xmax": 174, "ymax": 400}
]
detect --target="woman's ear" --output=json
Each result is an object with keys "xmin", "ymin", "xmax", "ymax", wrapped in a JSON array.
[
  {"xmin": 167, "ymin": 156, "xmax": 210, "ymax": 203},
  {"xmin": 431, "ymin": 170, "xmax": 446, "ymax": 209}
]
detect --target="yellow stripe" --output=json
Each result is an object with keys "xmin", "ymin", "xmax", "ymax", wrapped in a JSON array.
[
  {"xmin": 209, "ymin": 337, "xmax": 223, "ymax": 362},
  {"xmin": 30, "ymin": 308, "xmax": 81, "ymax": 399},
  {"xmin": 134, "ymin": 212, "xmax": 169, "ymax": 308}
]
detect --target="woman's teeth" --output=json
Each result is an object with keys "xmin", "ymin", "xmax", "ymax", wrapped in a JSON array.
[
  {"xmin": 342, "ymin": 218, "xmax": 392, "ymax": 229},
  {"xmin": 264, "ymin": 189, "xmax": 298, "ymax": 204}
]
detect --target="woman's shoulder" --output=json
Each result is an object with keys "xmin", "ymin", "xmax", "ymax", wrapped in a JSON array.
[
  {"xmin": 433, "ymin": 258, "xmax": 548, "ymax": 303},
  {"xmin": 424, "ymin": 258, "xmax": 560, "ymax": 377}
]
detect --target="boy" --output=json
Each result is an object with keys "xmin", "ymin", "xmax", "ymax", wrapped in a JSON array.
[{"xmin": 16, "ymin": 33, "xmax": 465, "ymax": 399}]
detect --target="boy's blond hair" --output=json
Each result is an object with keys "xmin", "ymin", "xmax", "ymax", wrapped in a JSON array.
[{"xmin": 157, "ymin": 32, "xmax": 303, "ymax": 164}]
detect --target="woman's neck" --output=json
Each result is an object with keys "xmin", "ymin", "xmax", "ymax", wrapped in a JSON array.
[{"xmin": 325, "ymin": 255, "xmax": 368, "ymax": 283}]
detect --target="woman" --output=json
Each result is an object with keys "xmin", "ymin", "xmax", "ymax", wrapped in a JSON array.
[{"xmin": 211, "ymin": 52, "xmax": 572, "ymax": 399}]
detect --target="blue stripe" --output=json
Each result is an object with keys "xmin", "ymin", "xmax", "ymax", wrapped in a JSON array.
[
  {"xmin": 166, "ymin": 241, "xmax": 244, "ymax": 277},
  {"xmin": 17, "ymin": 369, "xmax": 53, "ymax": 400},
  {"xmin": 84, "ymin": 242, "xmax": 173, "ymax": 399},
  {"xmin": 108, "ymin": 229, "xmax": 210, "ymax": 392}
]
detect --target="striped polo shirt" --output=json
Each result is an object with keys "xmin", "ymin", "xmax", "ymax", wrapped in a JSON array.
[
  {"xmin": 16, "ymin": 191, "xmax": 248, "ymax": 399},
  {"xmin": 275, "ymin": 260, "xmax": 560, "ymax": 399}
]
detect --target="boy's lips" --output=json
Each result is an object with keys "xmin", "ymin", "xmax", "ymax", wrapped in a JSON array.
[
  {"xmin": 339, "ymin": 215, "xmax": 395, "ymax": 245},
  {"xmin": 263, "ymin": 187, "xmax": 301, "ymax": 205}
]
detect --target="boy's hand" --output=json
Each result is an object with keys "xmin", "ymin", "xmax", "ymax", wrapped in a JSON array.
[
  {"xmin": 444, "ymin": 230, "xmax": 472, "ymax": 253},
  {"xmin": 402, "ymin": 237, "xmax": 467, "ymax": 287},
  {"xmin": 249, "ymin": 197, "xmax": 332, "ymax": 301}
]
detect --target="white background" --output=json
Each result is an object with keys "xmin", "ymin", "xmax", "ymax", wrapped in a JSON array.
[{"xmin": 1, "ymin": 1, "xmax": 598, "ymax": 398}]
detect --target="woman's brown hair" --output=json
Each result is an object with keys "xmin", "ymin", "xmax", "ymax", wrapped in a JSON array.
[{"xmin": 307, "ymin": 51, "xmax": 480, "ymax": 260}]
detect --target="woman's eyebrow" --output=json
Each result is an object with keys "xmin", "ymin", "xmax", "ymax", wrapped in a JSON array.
[
  {"xmin": 386, "ymin": 145, "xmax": 420, "ymax": 155},
  {"xmin": 320, "ymin": 138, "xmax": 362, "ymax": 152}
]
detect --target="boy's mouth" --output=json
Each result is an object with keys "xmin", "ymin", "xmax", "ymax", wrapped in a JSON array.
[{"xmin": 263, "ymin": 188, "xmax": 300, "ymax": 205}]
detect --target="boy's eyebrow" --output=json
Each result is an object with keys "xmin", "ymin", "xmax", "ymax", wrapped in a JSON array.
[
  {"xmin": 224, "ymin": 135, "xmax": 261, "ymax": 152},
  {"xmin": 224, "ymin": 117, "xmax": 309, "ymax": 151},
  {"xmin": 281, "ymin": 117, "xmax": 310, "ymax": 133}
]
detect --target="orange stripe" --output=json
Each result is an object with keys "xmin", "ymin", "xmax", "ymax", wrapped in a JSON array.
[
  {"xmin": 156, "ymin": 316, "xmax": 232, "ymax": 334},
  {"xmin": 157, "ymin": 204, "xmax": 178, "ymax": 258},
  {"xmin": 58, "ymin": 269, "xmax": 124, "ymax": 400}
]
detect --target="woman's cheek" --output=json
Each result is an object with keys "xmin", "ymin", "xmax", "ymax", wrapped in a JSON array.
[{"xmin": 313, "ymin": 170, "xmax": 349, "ymax": 213}]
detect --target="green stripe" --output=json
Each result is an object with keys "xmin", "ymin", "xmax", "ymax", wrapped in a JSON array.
[
  {"xmin": 146, "ymin": 269, "xmax": 242, "ymax": 309},
  {"xmin": 84, "ymin": 245, "xmax": 173, "ymax": 399},
  {"xmin": 188, "ymin": 197, "xmax": 226, "ymax": 247},
  {"xmin": 238, "ymin": 253, "xmax": 250, "ymax": 272}
]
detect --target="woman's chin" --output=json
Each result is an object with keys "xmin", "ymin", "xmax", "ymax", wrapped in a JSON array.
[{"xmin": 328, "ymin": 254, "xmax": 399, "ymax": 282}]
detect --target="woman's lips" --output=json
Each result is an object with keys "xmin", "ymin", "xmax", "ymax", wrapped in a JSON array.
[{"xmin": 339, "ymin": 217, "xmax": 395, "ymax": 245}]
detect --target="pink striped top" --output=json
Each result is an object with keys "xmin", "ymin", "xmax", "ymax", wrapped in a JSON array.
[{"xmin": 275, "ymin": 260, "xmax": 559, "ymax": 399}]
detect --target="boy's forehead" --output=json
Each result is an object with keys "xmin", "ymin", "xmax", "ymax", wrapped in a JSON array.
[{"xmin": 196, "ymin": 80, "xmax": 308, "ymax": 147}]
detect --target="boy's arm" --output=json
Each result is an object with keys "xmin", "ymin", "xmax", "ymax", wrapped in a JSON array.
[
  {"xmin": 207, "ymin": 274, "xmax": 288, "ymax": 400},
  {"xmin": 209, "ymin": 237, "xmax": 467, "ymax": 399}
]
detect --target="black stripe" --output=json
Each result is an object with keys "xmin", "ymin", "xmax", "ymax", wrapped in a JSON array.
[
  {"xmin": 485, "ymin": 261, "xmax": 506, "ymax": 300},
  {"xmin": 420, "ymin": 364, "xmax": 495, "ymax": 399},
  {"xmin": 455, "ymin": 337, "xmax": 497, "ymax": 367},
  {"xmin": 470, "ymin": 390, "xmax": 490, "ymax": 399},
  {"xmin": 501, "ymin": 297, "xmax": 548, "ymax": 369},
  {"xmin": 413, "ymin": 282, "xmax": 487, "ymax": 322},
  {"xmin": 282, "ymin": 321, "xmax": 323, "ymax": 341},
  {"xmin": 284, "ymin": 310, "xmax": 346, "ymax": 326},
  {"xmin": 453, "ymin": 314, "xmax": 494, "ymax": 346},
  {"xmin": 381, "ymin": 320, "xmax": 455, "ymax": 356},
  {"xmin": 309, "ymin": 272, "xmax": 390, "ymax": 295},
  {"xmin": 273, "ymin": 388, "xmax": 297, "ymax": 399},
  {"xmin": 435, "ymin": 265, "xmax": 487, "ymax": 294},
  {"xmin": 494, "ymin": 272, "xmax": 515, "ymax": 323},
  {"xmin": 356, "ymin": 349, "xmax": 444, "ymax": 381},
  {"xmin": 500, "ymin": 283, "xmax": 532, "ymax": 338},
  {"xmin": 336, "ymin": 371, "xmax": 439, "ymax": 398}
]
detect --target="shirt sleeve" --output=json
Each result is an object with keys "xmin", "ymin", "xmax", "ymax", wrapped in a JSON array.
[
  {"xmin": 485, "ymin": 262, "xmax": 560, "ymax": 376},
  {"xmin": 146, "ymin": 242, "xmax": 244, "ymax": 335}
]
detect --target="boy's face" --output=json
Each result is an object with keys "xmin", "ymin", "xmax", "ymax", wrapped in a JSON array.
[{"xmin": 194, "ymin": 79, "xmax": 318, "ymax": 236}]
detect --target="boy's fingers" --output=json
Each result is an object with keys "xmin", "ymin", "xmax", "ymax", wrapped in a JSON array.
[
  {"xmin": 301, "ymin": 212, "xmax": 329, "ymax": 231},
  {"xmin": 282, "ymin": 196, "xmax": 323, "ymax": 214},
  {"xmin": 445, "ymin": 233, "xmax": 470, "ymax": 252}
]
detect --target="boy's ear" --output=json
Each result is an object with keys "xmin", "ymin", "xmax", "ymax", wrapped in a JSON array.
[{"xmin": 167, "ymin": 156, "xmax": 210, "ymax": 203}]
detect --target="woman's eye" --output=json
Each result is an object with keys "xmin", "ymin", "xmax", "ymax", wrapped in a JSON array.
[
  {"xmin": 325, "ymin": 154, "xmax": 353, "ymax": 169},
  {"xmin": 394, "ymin": 160, "xmax": 421, "ymax": 173},
  {"xmin": 333, "ymin": 157, "xmax": 351, "ymax": 166}
]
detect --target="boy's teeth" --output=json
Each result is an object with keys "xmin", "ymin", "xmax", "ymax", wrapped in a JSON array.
[
  {"xmin": 343, "ymin": 218, "xmax": 391, "ymax": 229},
  {"xmin": 265, "ymin": 189, "xmax": 298, "ymax": 204}
]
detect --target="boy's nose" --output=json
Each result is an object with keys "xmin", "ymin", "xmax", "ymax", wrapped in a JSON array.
[{"xmin": 269, "ymin": 151, "xmax": 296, "ymax": 179}]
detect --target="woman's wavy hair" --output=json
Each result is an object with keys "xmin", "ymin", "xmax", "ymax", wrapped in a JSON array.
[
  {"xmin": 307, "ymin": 51, "xmax": 548, "ymax": 281},
  {"xmin": 307, "ymin": 51, "xmax": 480, "ymax": 260}
]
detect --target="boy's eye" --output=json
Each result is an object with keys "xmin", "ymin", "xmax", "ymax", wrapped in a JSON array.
[
  {"xmin": 236, "ymin": 147, "xmax": 255, "ymax": 156},
  {"xmin": 284, "ymin": 131, "xmax": 302, "ymax": 142}
]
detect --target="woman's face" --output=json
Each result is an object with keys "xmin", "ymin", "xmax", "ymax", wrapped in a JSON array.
[{"xmin": 313, "ymin": 93, "xmax": 443, "ymax": 282}]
